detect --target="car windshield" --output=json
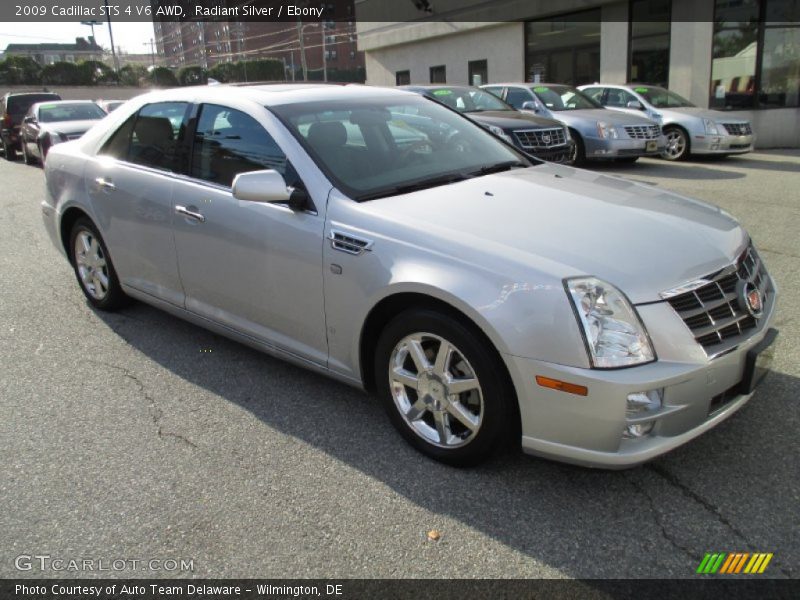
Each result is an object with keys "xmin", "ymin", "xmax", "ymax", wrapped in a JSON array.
[
  {"xmin": 38, "ymin": 103, "xmax": 106, "ymax": 122},
  {"xmin": 530, "ymin": 85, "xmax": 601, "ymax": 111},
  {"xmin": 270, "ymin": 95, "xmax": 534, "ymax": 201},
  {"xmin": 425, "ymin": 87, "xmax": 512, "ymax": 113},
  {"xmin": 631, "ymin": 86, "xmax": 694, "ymax": 108}
]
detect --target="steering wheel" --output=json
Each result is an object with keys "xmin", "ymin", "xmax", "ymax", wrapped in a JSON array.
[{"xmin": 399, "ymin": 139, "xmax": 434, "ymax": 161}]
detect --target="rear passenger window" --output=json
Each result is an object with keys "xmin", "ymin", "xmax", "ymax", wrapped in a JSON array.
[
  {"xmin": 581, "ymin": 87, "xmax": 605, "ymax": 103},
  {"xmin": 191, "ymin": 104, "xmax": 286, "ymax": 188},
  {"xmin": 128, "ymin": 102, "xmax": 190, "ymax": 171},
  {"xmin": 99, "ymin": 114, "xmax": 136, "ymax": 159}
]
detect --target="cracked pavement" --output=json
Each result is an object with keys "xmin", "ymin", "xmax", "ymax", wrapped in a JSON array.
[{"xmin": 1, "ymin": 151, "xmax": 798, "ymax": 579}]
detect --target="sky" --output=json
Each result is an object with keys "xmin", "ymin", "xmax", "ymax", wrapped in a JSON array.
[{"xmin": 0, "ymin": 21, "xmax": 155, "ymax": 55}]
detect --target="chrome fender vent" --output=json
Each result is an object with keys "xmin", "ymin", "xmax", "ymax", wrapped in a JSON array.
[{"xmin": 329, "ymin": 230, "xmax": 373, "ymax": 255}]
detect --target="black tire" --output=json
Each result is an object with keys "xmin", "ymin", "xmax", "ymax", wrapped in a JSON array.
[
  {"xmin": 662, "ymin": 126, "xmax": 690, "ymax": 161},
  {"xmin": 374, "ymin": 308, "xmax": 517, "ymax": 466},
  {"xmin": 2, "ymin": 138, "xmax": 16, "ymax": 161},
  {"xmin": 21, "ymin": 141, "xmax": 35, "ymax": 165},
  {"xmin": 569, "ymin": 131, "xmax": 586, "ymax": 166},
  {"xmin": 68, "ymin": 217, "xmax": 129, "ymax": 311}
]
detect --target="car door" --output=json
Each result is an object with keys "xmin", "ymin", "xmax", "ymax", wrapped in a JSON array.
[
  {"xmin": 171, "ymin": 102, "xmax": 328, "ymax": 366},
  {"xmin": 84, "ymin": 101, "xmax": 192, "ymax": 307}
]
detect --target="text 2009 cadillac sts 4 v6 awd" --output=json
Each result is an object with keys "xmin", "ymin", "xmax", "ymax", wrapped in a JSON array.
[{"xmin": 41, "ymin": 85, "xmax": 778, "ymax": 468}]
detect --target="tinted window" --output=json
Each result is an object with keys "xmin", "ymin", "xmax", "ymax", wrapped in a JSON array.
[
  {"xmin": 505, "ymin": 87, "xmax": 534, "ymax": 109},
  {"xmin": 530, "ymin": 85, "xmax": 601, "ymax": 110},
  {"xmin": 99, "ymin": 114, "xmax": 136, "ymax": 159},
  {"xmin": 426, "ymin": 87, "xmax": 510, "ymax": 112},
  {"xmin": 7, "ymin": 93, "xmax": 60, "ymax": 116},
  {"xmin": 129, "ymin": 102, "xmax": 190, "ymax": 171},
  {"xmin": 631, "ymin": 85, "xmax": 694, "ymax": 108},
  {"xmin": 191, "ymin": 104, "xmax": 286, "ymax": 188},
  {"xmin": 604, "ymin": 88, "xmax": 641, "ymax": 108},
  {"xmin": 581, "ymin": 87, "xmax": 605, "ymax": 102},
  {"xmin": 38, "ymin": 102, "xmax": 106, "ymax": 122}
]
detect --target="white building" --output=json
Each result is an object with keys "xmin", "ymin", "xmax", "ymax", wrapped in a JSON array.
[{"xmin": 356, "ymin": 0, "xmax": 800, "ymax": 148}]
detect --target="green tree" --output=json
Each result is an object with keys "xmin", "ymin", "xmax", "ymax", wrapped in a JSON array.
[
  {"xmin": 77, "ymin": 60, "xmax": 117, "ymax": 85},
  {"xmin": 208, "ymin": 61, "xmax": 243, "ymax": 83},
  {"xmin": 0, "ymin": 56, "xmax": 42, "ymax": 84},
  {"xmin": 41, "ymin": 61, "xmax": 81, "ymax": 85},
  {"xmin": 118, "ymin": 64, "xmax": 148, "ymax": 87},
  {"xmin": 177, "ymin": 65, "xmax": 207, "ymax": 86},
  {"xmin": 150, "ymin": 66, "xmax": 178, "ymax": 87}
]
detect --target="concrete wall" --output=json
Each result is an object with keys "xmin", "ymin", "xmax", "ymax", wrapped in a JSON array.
[
  {"xmin": 599, "ymin": 4, "xmax": 629, "ymax": 83},
  {"xmin": 669, "ymin": 0, "xmax": 715, "ymax": 107},
  {"xmin": 363, "ymin": 23, "xmax": 524, "ymax": 86},
  {"xmin": 2, "ymin": 86, "xmax": 151, "ymax": 102}
]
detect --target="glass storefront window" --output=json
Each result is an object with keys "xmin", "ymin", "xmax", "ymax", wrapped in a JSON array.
[
  {"xmin": 525, "ymin": 9, "xmax": 600, "ymax": 86},
  {"xmin": 711, "ymin": 0, "xmax": 800, "ymax": 109},
  {"xmin": 629, "ymin": 0, "xmax": 671, "ymax": 87}
]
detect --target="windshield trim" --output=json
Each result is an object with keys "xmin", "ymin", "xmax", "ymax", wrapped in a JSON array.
[{"xmin": 267, "ymin": 97, "xmax": 537, "ymax": 203}]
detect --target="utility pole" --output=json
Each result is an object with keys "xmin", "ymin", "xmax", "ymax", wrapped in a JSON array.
[
  {"xmin": 103, "ymin": 0, "xmax": 120, "ymax": 74},
  {"xmin": 290, "ymin": 52, "xmax": 295, "ymax": 81},
  {"xmin": 322, "ymin": 28, "xmax": 327, "ymax": 82},
  {"xmin": 143, "ymin": 38, "xmax": 156, "ymax": 68},
  {"xmin": 296, "ymin": 20, "xmax": 308, "ymax": 81}
]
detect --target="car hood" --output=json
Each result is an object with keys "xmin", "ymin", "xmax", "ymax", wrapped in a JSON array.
[
  {"xmin": 366, "ymin": 164, "xmax": 746, "ymax": 304},
  {"xmin": 41, "ymin": 120, "xmax": 102, "ymax": 136},
  {"xmin": 467, "ymin": 111, "xmax": 563, "ymax": 130},
  {"xmin": 658, "ymin": 107, "xmax": 748, "ymax": 124},
  {"xmin": 551, "ymin": 108, "xmax": 657, "ymax": 127}
]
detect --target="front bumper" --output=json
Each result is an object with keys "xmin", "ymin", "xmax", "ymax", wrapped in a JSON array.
[
  {"xmin": 584, "ymin": 135, "xmax": 665, "ymax": 159},
  {"xmin": 692, "ymin": 133, "xmax": 754, "ymax": 155},
  {"xmin": 504, "ymin": 295, "xmax": 777, "ymax": 469}
]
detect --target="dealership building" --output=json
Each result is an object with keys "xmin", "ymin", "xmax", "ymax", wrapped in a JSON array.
[{"xmin": 356, "ymin": 0, "xmax": 800, "ymax": 148}]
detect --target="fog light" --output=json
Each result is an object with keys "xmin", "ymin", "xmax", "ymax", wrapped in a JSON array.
[
  {"xmin": 626, "ymin": 390, "xmax": 662, "ymax": 416},
  {"xmin": 624, "ymin": 422, "xmax": 655, "ymax": 438}
]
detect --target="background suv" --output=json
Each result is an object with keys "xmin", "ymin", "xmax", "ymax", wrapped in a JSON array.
[{"xmin": 1, "ymin": 91, "xmax": 61, "ymax": 160}]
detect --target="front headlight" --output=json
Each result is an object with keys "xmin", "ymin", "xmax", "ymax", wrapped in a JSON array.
[
  {"xmin": 596, "ymin": 121, "xmax": 618, "ymax": 139},
  {"xmin": 703, "ymin": 118, "xmax": 719, "ymax": 135},
  {"xmin": 565, "ymin": 277, "xmax": 655, "ymax": 368},
  {"xmin": 487, "ymin": 124, "xmax": 514, "ymax": 144}
]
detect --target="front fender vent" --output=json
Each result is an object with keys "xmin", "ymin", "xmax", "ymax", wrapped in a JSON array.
[{"xmin": 329, "ymin": 230, "xmax": 373, "ymax": 255}]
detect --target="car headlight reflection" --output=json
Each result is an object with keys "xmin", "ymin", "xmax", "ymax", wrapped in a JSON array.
[
  {"xmin": 565, "ymin": 277, "xmax": 655, "ymax": 368},
  {"xmin": 703, "ymin": 118, "xmax": 719, "ymax": 135},
  {"xmin": 596, "ymin": 121, "xmax": 619, "ymax": 139},
  {"xmin": 487, "ymin": 124, "xmax": 514, "ymax": 144}
]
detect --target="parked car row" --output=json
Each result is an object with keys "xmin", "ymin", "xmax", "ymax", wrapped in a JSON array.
[
  {"xmin": 37, "ymin": 83, "xmax": 776, "ymax": 469},
  {"xmin": 0, "ymin": 91, "xmax": 127, "ymax": 164}
]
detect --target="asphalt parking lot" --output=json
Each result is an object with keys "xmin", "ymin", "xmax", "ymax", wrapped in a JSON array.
[{"xmin": 1, "ymin": 151, "xmax": 798, "ymax": 580}]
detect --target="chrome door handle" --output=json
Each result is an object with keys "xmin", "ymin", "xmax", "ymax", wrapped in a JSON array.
[
  {"xmin": 94, "ymin": 177, "xmax": 115, "ymax": 191},
  {"xmin": 175, "ymin": 205, "xmax": 206, "ymax": 223}
]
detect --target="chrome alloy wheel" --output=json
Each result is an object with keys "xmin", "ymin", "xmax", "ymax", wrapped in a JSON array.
[
  {"xmin": 389, "ymin": 332, "xmax": 484, "ymax": 448},
  {"xmin": 664, "ymin": 129, "xmax": 687, "ymax": 160},
  {"xmin": 74, "ymin": 230, "xmax": 110, "ymax": 300}
]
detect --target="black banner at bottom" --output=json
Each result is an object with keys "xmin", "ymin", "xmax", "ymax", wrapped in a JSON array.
[{"xmin": 3, "ymin": 578, "xmax": 798, "ymax": 600}]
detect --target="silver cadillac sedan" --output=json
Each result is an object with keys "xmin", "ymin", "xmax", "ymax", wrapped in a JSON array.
[
  {"xmin": 41, "ymin": 84, "xmax": 778, "ymax": 468},
  {"xmin": 579, "ymin": 83, "xmax": 755, "ymax": 161}
]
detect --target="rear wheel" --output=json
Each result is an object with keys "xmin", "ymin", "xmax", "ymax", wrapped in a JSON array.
[
  {"xmin": 69, "ymin": 218, "xmax": 128, "ymax": 311},
  {"xmin": 374, "ymin": 309, "xmax": 516, "ymax": 466},
  {"xmin": 663, "ymin": 127, "xmax": 689, "ymax": 161},
  {"xmin": 2, "ymin": 138, "xmax": 15, "ymax": 161}
]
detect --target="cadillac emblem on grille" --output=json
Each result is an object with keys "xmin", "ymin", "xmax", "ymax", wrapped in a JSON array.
[
  {"xmin": 740, "ymin": 281, "xmax": 763, "ymax": 318},
  {"xmin": 542, "ymin": 134, "xmax": 551, "ymax": 144}
]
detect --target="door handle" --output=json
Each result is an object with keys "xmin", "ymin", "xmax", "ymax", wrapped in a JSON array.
[
  {"xmin": 175, "ymin": 205, "xmax": 206, "ymax": 223},
  {"xmin": 94, "ymin": 177, "xmax": 115, "ymax": 191}
]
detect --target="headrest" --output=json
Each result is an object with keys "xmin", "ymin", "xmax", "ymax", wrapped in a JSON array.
[
  {"xmin": 135, "ymin": 116, "xmax": 173, "ymax": 145},
  {"xmin": 307, "ymin": 121, "xmax": 347, "ymax": 149}
]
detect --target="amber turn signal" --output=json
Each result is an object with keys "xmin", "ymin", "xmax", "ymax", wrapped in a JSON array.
[{"xmin": 535, "ymin": 376, "xmax": 588, "ymax": 396}]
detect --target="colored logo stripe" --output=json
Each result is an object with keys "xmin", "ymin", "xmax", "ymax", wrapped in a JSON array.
[{"xmin": 697, "ymin": 552, "xmax": 773, "ymax": 574}]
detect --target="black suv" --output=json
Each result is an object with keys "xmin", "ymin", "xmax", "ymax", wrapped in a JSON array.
[{"xmin": 1, "ymin": 91, "xmax": 61, "ymax": 160}]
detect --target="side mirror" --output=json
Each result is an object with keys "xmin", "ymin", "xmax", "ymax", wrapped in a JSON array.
[
  {"xmin": 521, "ymin": 101, "xmax": 540, "ymax": 113},
  {"xmin": 23, "ymin": 116, "xmax": 35, "ymax": 124},
  {"xmin": 626, "ymin": 100, "xmax": 644, "ymax": 110},
  {"xmin": 232, "ymin": 169, "xmax": 308, "ymax": 211}
]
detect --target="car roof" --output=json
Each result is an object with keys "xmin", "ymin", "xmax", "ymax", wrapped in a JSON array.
[
  {"xmin": 401, "ymin": 85, "xmax": 478, "ymax": 91},
  {"xmin": 129, "ymin": 83, "xmax": 418, "ymax": 107},
  {"xmin": 485, "ymin": 82, "xmax": 571, "ymax": 87}
]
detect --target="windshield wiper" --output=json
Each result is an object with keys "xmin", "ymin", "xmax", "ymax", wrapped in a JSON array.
[
  {"xmin": 470, "ymin": 161, "xmax": 529, "ymax": 176},
  {"xmin": 357, "ymin": 172, "xmax": 469, "ymax": 201}
]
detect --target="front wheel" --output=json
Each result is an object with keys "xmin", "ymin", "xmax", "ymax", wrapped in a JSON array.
[
  {"xmin": 374, "ymin": 309, "xmax": 516, "ymax": 466},
  {"xmin": 69, "ymin": 218, "xmax": 128, "ymax": 310},
  {"xmin": 569, "ymin": 132, "xmax": 586, "ymax": 166},
  {"xmin": 662, "ymin": 127, "xmax": 689, "ymax": 161},
  {"xmin": 22, "ymin": 141, "xmax": 35, "ymax": 165},
  {"xmin": 2, "ymin": 138, "xmax": 15, "ymax": 161}
]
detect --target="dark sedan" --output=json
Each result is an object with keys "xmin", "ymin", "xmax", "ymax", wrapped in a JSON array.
[
  {"xmin": 402, "ymin": 85, "xmax": 573, "ymax": 163},
  {"xmin": 20, "ymin": 100, "xmax": 107, "ymax": 165}
]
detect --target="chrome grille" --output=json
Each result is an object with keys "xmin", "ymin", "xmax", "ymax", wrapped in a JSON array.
[
  {"xmin": 513, "ymin": 127, "xmax": 566, "ymax": 150},
  {"xmin": 666, "ymin": 244, "xmax": 771, "ymax": 354},
  {"xmin": 721, "ymin": 122, "xmax": 752, "ymax": 136},
  {"xmin": 623, "ymin": 124, "xmax": 660, "ymax": 140}
]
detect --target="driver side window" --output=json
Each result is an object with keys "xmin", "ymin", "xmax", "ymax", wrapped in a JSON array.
[{"xmin": 504, "ymin": 88, "xmax": 533, "ymax": 109}]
